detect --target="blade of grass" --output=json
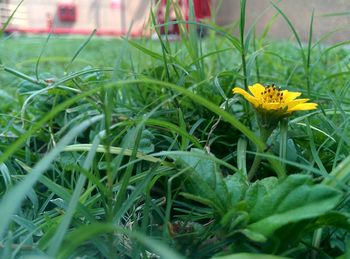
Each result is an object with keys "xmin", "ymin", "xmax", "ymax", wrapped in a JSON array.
[
  {"xmin": 47, "ymin": 135, "xmax": 101, "ymax": 256},
  {"xmin": 0, "ymin": 78, "xmax": 285, "ymax": 177},
  {"xmin": 0, "ymin": 115, "xmax": 103, "ymax": 239},
  {"xmin": 271, "ymin": 2, "xmax": 312, "ymax": 95},
  {"xmin": 239, "ymin": 0, "xmax": 248, "ymax": 91},
  {"xmin": 305, "ymin": 119, "xmax": 328, "ymax": 175},
  {"xmin": 0, "ymin": 0, "xmax": 24, "ymax": 37},
  {"xmin": 306, "ymin": 9, "xmax": 315, "ymax": 96},
  {"xmin": 237, "ymin": 138, "xmax": 248, "ymax": 177},
  {"xmin": 323, "ymin": 155, "xmax": 350, "ymax": 188},
  {"xmin": 65, "ymin": 29, "xmax": 97, "ymax": 72},
  {"xmin": 57, "ymin": 223, "xmax": 184, "ymax": 259},
  {"xmin": 150, "ymin": 8, "xmax": 171, "ymax": 81},
  {"xmin": 35, "ymin": 33, "xmax": 52, "ymax": 81},
  {"xmin": 112, "ymin": 123, "xmax": 143, "ymax": 218},
  {"xmin": 15, "ymin": 160, "xmax": 97, "ymax": 223}
]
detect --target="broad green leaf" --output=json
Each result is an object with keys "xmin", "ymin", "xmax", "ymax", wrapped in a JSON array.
[
  {"xmin": 173, "ymin": 149, "xmax": 217, "ymax": 186},
  {"xmin": 213, "ymin": 253, "xmax": 289, "ymax": 259},
  {"xmin": 247, "ymin": 175, "xmax": 342, "ymax": 237},
  {"xmin": 225, "ymin": 173, "xmax": 249, "ymax": 207},
  {"xmin": 172, "ymin": 149, "xmax": 230, "ymax": 214},
  {"xmin": 244, "ymin": 177, "xmax": 278, "ymax": 211},
  {"xmin": 181, "ymin": 171, "xmax": 226, "ymax": 214},
  {"xmin": 240, "ymin": 229, "xmax": 267, "ymax": 243}
]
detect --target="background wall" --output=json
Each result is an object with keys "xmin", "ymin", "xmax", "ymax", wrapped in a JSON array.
[
  {"xmin": 2, "ymin": 0, "xmax": 350, "ymax": 41},
  {"xmin": 214, "ymin": 0, "xmax": 350, "ymax": 42},
  {"xmin": 2, "ymin": 0, "xmax": 151, "ymax": 34}
]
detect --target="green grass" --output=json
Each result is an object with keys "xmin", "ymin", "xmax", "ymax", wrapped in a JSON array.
[{"xmin": 1, "ymin": 1, "xmax": 350, "ymax": 258}]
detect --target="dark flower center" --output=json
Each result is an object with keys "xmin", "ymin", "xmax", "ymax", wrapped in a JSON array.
[{"xmin": 260, "ymin": 84, "xmax": 284, "ymax": 103}]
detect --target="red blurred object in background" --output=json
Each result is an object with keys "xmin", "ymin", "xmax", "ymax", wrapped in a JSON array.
[
  {"xmin": 193, "ymin": 0, "xmax": 211, "ymax": 20},
  {"xmin": 156, "ymin": 0, "xmax": 211, "ymax": 34},
  {"xmin": 57, "ymin": 3, "xmax": 77, "ymax": 22}
]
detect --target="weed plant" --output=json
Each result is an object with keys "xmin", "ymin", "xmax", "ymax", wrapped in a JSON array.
[{"xmin": 0, "ymin": 0, "xmax": 350, "ymax": 258}]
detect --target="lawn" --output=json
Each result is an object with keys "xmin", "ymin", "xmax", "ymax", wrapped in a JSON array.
[{"xmin": 0, "ymin": 1, "xmax": 350, "ymax": 258}]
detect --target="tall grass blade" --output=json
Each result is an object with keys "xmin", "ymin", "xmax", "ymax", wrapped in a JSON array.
[
  {"xmin": 0, "ymin": 115, "xmax": 103, "ymax": 239},
  {"xmin": 65, "ymin": 29, "xmax": 97, "ymax": 71},
  {"xmin": 239, "ymin": 0, "xmax": 248, "ymax": 90},
  {"xmin": 0, "ymin": 0, "xmax": 24, "ymax": 37},
  {"xmin": 35, "ymin": 33, "xmax": 52, "ymax": 81},
  {"xmin": 47, "ymin": 135, "xmax": 101, "ymax": 256}
]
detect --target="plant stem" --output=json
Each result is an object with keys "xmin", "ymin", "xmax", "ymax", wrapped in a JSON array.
[
  {"xmin": 279, "ymin": 118, "xmax": 288, "ymax": 170},
  {"xmin": 248, "ymin": 146, "xmax": 263, "ymax": 181},
  {"xmin": 248, "ymin": 127, "xmax": 271, "ymax": 181}
]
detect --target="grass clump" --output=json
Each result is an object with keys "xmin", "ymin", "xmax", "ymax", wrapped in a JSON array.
[{"xmin": 0, "ymin": 1, "xmax": 350, "ymax": 258}]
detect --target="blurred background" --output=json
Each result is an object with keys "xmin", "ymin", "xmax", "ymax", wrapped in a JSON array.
[{"xmin": 1, "ymin": 0, "xmax": 350, "ymax": 42}]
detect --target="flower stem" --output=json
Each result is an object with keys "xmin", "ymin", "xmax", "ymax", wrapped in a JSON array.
[
  {"xmin": 248, "ymin": 127, "xmax": 271, "ymax": 181},
  {"xmin": 279, "ymin": 118, "xmax": 288, "ymax": 170},
  {"xmin": 248, "ymin": 147, "xmax": 263, "ymax": 181}
]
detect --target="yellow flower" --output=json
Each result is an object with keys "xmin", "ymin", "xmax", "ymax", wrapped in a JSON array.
[
  {"xmin": 233, "ymin": 83, "xmax": 318, "ymax": 133},
  {"xmin": 232, "ymin": 83, "xmax": 317, "ymax": 113}
]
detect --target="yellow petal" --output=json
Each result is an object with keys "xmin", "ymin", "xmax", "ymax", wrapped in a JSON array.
[
  {"xmin": 288, "ymin": 103, "xmax": 318, "ymax": 112},
  {"xmin": 283, "ymin": 91, "xmax": 302, "ymax": 102},
  {"xmin": 233, "ymin": 87, "xmax": 260, "ymax": 107},
  {"xmin": 248, "ymin": 83, "xmax": 265, "ymax": 98},
  {"xmin": 233, "ymin": 87, "xmax": 251, "ymax": 96},
  {"xmin": 286, "ymin": 98, "xmax": 309, "ymax": 108}
]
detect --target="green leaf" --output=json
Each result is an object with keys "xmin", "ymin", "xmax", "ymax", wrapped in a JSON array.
[
  {"xmin": 244, "ymin": 177, "xmax": 278, "ymax": 211},
  {"xmin": 225, "ymin": 173, "xmax": 249, "ymax": 207},
  {"xmin": 121, "ymin": 127, "xmax": 155, "ymax": 154},
  {"xmin": 305, "ymin": 211, "xmax": 350, "ymax": 232},
  {"xmin": 240, "ymin": 229, "xmax": 267, "ymax": 243},
  {"xmin": 181, "ymin": 171, "xmax": 226, "ymax": 214},
  {"xmin": 247, "ymin": 175, "xmax": 342, "ymax": 237},
  {"xmin": 180, "ymin": 192, "xmax": 220, "ymax": 212},
  {"xmin": 174, "ymin": 149, "xmax": 217, "ymax": 185},
  {"xmin": 172, "ymin": 149, "xmax": 230, "ymax": 214},
  {"xmin": 213, "ymin": 253, "xmax": 289, "ymax": 259}
]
